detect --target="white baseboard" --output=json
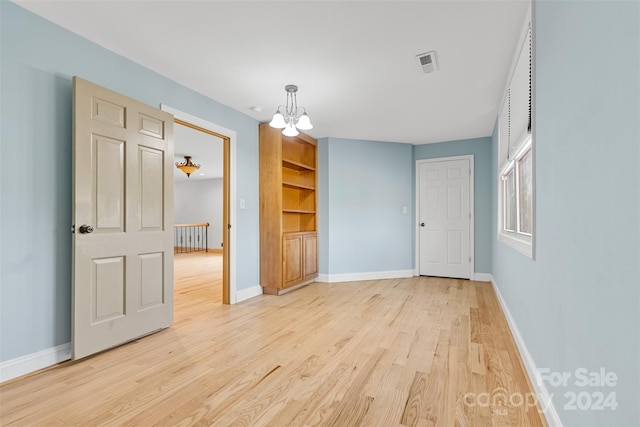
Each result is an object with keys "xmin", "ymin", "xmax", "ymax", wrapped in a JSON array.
[
  {"xmin": 315, "ymin": 269, "xmax": 413, "ymax": 283},
  {"xmin": 410, "ymin": 269, "xmax": 490, "ymax": 281},
  {"xmin": 2, "ymin": 286, "xmax": 264, "ymax": 382},
  {"xmin": 0, "ymin": 342, "xmax": 71, "ymax": 383},
  {"xmin": 490, "ymin": 276, "xmax": 563, "ymax": 427},
  {"xmin": 472, "ymin": 272, "xmax": 492, "ymax": 282},
  {"xmin": 236, "ymin": 285, "xmax": 263, "ymax": 303}
]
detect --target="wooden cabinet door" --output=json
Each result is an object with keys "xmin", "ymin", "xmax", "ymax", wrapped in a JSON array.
[
  {"xmin": 283, "ymin": 234, "xmax": 303, "ymax": 288},
  {"xmin": 303, "ymin": 233, "xmax": 318, "ymax": 281}
]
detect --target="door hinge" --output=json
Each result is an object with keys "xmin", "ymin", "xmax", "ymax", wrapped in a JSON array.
[
  {"xmin": 71, "ymin": 224, "xmax": 75, "ymax": 234},
  {"xmin": 469, "ymin": 257, "xmax": 472, "ymax": 263},
  {"xmin": 228, "ymin": 224, "xmax": 231, "ymax": 230}
]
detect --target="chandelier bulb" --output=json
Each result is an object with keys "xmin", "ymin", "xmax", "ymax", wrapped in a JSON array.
[
  {"xmin": 269, "ymin": 111, "xmax": 286, "ymax": 129},
  {"xmin": 296, "ymin": 113, "xmax": 313, "ymax": 131},
  {"xmin": 282, "ymin": 122, "xmax": 299, "ymax": 137}
]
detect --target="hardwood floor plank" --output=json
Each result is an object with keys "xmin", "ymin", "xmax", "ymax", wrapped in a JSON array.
[
  {"xmin": 263, "ymin": 399, "xmax": 305, "ymax": 427},
  {"xmin": 286, "ymin": 363, "xmax": 354, "ymax": 426},
  {"xmin": 0, "ymin": 254, "xmax": 546, "ymax": 426},
  {"xmin": 319, "ymin": 348, "xmax": 385, "ymax": 426},
  {"xmin": 419, "ymin": 329, "xmax": 449, "ymax": 425},
  {"xmin": 470, "ymin": 342, "xmax": 487, "ymax": 375},
  {"xmin": 400, "ymin": 371, "xmax": 427, "ymax": 427}
]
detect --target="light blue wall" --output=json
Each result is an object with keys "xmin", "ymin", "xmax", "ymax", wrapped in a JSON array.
[
  {"xmin": 492, "ymin": 1, "xmax": 640, "ymax": 425},
  {"xmin": 174, "ymin": 179, "xmax": 223, "ymax": 249},
  {"xmin": 317, "ymin": 138, "xmax": 330, "ymax": 274},
  {"xmin": 0, "ymin": 2, "xmax": 260, "ymax": 362},
  {"xmin": 414, "ymin": 137, "xmax": 493, "ymax": 274},
  {"xmin": 324, "ymin": 138, "xmax": 413, "ymax": 275}
]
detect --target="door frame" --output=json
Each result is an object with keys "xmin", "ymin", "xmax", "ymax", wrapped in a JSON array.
[
  {"xmin": 161, "ymin": 104, "xmax": 237, "ymax": 304},
  {"xmin": 414, "ymin": 155, "xmax": 475, "ymax": 279}
]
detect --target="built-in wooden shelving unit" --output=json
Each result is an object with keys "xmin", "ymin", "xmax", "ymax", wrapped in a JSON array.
[{"xmin": 259, "ymin": 123, "xmax": 318, "ymax": 295}]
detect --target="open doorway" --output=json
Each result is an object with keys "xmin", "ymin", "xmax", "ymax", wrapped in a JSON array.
[
  {"xmin": 161, "ymin": 105, "xmax": 237, "ymax": 310},
  {"xmin": 173, "ymin": 123, "xmax": 226, "ymax": 311},
  {"xmin": 161, "ymin": 104, "xmax": 239, "ymax": 304}
]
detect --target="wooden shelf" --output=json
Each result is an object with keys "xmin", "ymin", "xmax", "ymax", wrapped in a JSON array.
[
  {"xmin": 282, "ymin": 159, "xmax": 315, "ymax": 172},
  {"xmin": 282, "ymin": 181, "xmax": 316, "ymax": 191},
  {"xmin": 283, "ymin": 209, "xmax": 315, "ymax": 214},
  {"xmin": 260, "ymin": 123, "xmax": 318, "ymax": 294}
]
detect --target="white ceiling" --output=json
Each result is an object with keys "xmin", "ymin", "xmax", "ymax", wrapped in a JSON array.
[
  {"xmin": 15, "ymin": 0, "xmax": 530, "ymax": 145},
  {"xmin": 174, "ymin": 123, "xmax": 223, "ymax": 182}
]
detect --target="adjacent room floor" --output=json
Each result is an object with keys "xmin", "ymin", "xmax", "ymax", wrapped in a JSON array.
[{"xmin": 0, "ymin": 252, "xmax": 547, "ymax": 426}]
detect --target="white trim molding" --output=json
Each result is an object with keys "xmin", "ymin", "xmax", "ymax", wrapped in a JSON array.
[
  {"xmin": 316, "ymin": 269, "xmax": 413, "ymax": 283},
  {"xmin": 160, "ymin": 104, "xmax": 239, "ymax": 304},
  {"xmin": 0, "ymin": 343, "xmax": 71, "ymax": 383},
  {"xmin": 412, "ymin": 271, "xmax": 491, "ymax": 282},
  {"xmin": 490, "ymin": 275, "xmax": 563, "ymax": 427},
  {"xmin": 472, "ymin": 273, "xmax": 492, "ymax": 282},
  {"xmin": 236, "ymin": 285, "xmax": 263, "ymax": 303}
]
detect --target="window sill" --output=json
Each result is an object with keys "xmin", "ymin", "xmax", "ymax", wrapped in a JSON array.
[{"xmin": 498, "ymin": 231, "xmax": 534, "ymax": 259}]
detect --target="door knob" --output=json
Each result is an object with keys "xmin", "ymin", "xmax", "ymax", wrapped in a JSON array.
[
  {"xmin": 79, "ymin": 224, "xmax": 94, "ymax": 234},
  {"xmin": 420, "ymin": 222, "xmax": 425, "ymax": 227}
]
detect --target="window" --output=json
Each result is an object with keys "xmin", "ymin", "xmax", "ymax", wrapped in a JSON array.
[
  {"xmin": 518, "ymin": 147, "xmax": 533, "ymax": 234},
  {"xmin": 498, "ymin": 21, "xmax": 534, "ymax": 258},
  {"xmin": 501, "ymin": 136, "xmax": 532, "ymax": 234},
  {"xmin": 503, "ymin": 166, "xmax": 517, "ymax": 232}
]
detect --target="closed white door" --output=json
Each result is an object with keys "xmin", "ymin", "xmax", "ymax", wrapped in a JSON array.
[
  {"xmin": 418, "ymin": 158, "xmax": 471, "ymax": 279},
  {"xmin": 72, "ymin": 77, "xmax": 174, "ymax": 359}
]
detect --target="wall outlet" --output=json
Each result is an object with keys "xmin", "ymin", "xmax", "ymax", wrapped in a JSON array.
[{"xmin": 402, "ymin": 206, "xmax": 408, "ymax": 214}]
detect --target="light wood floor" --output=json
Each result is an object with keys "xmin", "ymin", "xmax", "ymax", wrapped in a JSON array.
[{"xmin": 0, "ymin": 252, "xmax": 547, "ymax": 426}]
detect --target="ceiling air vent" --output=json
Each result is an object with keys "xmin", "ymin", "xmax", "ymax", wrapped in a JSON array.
[{"xmin": 416, "ymin": 51, "xmax": 438, "ymax": 74}]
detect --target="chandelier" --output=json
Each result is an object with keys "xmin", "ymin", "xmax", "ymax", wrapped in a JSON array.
[
  {"xmin": 269, "ymin": 84, "xmax": 313, "ymax": 137},
  {"xmin": 175, "ymin": 156, "xmax": 200, "ymax": 178}
]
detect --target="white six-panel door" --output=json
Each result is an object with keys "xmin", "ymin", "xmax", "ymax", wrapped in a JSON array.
[
  {"xmin": 72, "ymin": 77, "xmax": 174, "ymax": 359},
  {"xmin": 418, "ymin": 158, "xmax": 471, "ymax": 279}
]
